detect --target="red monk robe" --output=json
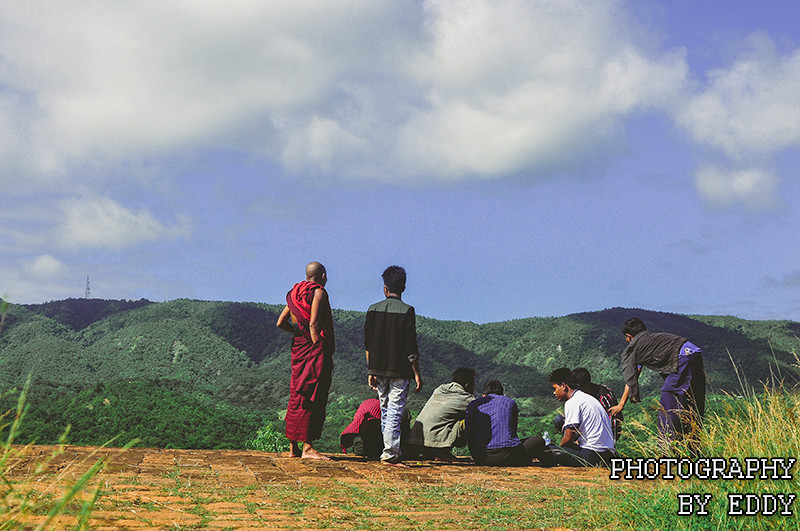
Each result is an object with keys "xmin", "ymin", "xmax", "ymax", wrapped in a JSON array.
[{"xmin": 284, "ymin": 280, "xmax": 334, "ymax": 443}]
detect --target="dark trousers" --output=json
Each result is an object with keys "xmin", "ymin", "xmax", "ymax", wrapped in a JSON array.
[
  {"xmin": 547, "ymin": 443, "xmax": 615, "ymax": 467},
  {"xmin": 529, "ymin": 436, "xmax": 614, "ymax": 467},
  {"xmin": 351, "ymin": 434, "xmax": 383, "ymax": 459},
  {"xmin": 479, "ymin": 437, "xmax": 544, "ymax": 466},
  {"xmin": 659, "ymin": 345, "xmax": 705, "ymax": 453}
]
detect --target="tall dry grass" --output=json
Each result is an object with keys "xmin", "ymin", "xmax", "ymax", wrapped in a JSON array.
[
  {"xmin": 0, "ymin": 379, "xmax": 112, "ymax": 531},
  {"xmin": 0, "ymin": 300, "xmax": 131, "ymax": 530},
  {"xmin": 586, "ymin": 355, "xmax": 800, "ymax": 531}
]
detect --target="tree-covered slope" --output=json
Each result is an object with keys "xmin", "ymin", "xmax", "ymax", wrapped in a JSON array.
[{"xmin": 1, "ymin": 298, "xmax": 797, "ymax": 449}]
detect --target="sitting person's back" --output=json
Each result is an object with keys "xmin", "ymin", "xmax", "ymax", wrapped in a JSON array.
[
  {"xmin": 465, "ymin": 380, "xmax": 541, "ymax": 466},
  {"xmin": 409, "ymin": 367, "xmax": 475, "ymax": 459}
]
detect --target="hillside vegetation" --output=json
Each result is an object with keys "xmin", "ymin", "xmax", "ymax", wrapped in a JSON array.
[{"xmin": 1, "ymin": 298, "xmax": 797, "ymax": 452}]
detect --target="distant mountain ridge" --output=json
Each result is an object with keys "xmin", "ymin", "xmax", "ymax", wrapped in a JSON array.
[
  {"xmin": 1, "ymin": 298, "xmax": 797, "ymax": 448},
  {"xmin": 21, "ymin": 298, "xmax": 154, "ymax": 331}
]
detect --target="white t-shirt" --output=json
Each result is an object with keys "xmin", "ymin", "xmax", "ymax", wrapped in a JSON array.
[{"xmin": 563, "ymin": 390, "xmax": 615, "ymax": 452}]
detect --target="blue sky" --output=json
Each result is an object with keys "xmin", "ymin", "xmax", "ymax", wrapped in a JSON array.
[{"xmin": 2, "ymin": 0, "xmax": 800, "ymax": 323}]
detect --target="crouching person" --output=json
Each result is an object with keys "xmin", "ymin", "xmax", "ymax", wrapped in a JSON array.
[
  {"xmin": 340, "ymin": 398, "xmax": 411, "ymax": 459},
  {"xmin": 534, "ymin": 368, "xmax": 616, "ymax": 467}
]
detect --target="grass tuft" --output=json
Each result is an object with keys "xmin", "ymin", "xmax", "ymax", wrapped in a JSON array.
[
  {"xmin": 590, "ymin": 355, "xmax": 800, "ymax": 531},
  {"xmin": 0, "ymin": 304, "xmax": 135, "ymax": 530}
]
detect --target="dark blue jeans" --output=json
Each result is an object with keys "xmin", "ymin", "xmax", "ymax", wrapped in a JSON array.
[{"xmin": 658, "ymin": 343, "xmax": 705, "ymax": 452}]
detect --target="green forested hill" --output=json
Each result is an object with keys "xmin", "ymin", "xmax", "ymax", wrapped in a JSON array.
[{"xmin": 0, "ymin": 298, "xmax": 797, "ymax": 451}]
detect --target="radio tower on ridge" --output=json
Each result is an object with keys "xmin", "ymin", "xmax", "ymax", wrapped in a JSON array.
[{"xmin": 85, "ymin": 275, "xmax": 91, "ymax": 298}]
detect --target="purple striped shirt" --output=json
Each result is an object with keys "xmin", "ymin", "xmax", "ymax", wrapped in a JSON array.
[{"xmin": 465, "ymin": 394, "xmax": 521, "ymax": 450}]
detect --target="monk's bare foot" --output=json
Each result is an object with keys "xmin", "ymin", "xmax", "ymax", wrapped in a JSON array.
[
  {"xmin": 301, "ymin": 448, "xmax": 331, "ymax": 461},
  {"xmin": 286, "ymin": 441, "xmax": 302, "ymax": 458},
  {"xmin": 381, "ymin": 460, "xmax": 409, "ymax": 468}
]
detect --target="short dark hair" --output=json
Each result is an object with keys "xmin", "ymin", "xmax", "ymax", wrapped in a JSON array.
[
  {"xmin": 382, "ymin": 265, "xmax": 406, "ymax": 293},
  {"xmin": 549, "ymin": 367, "xmax": 576, "ymax": 388},
  {"xmin": 482, "ymin": 380, "xmax": 504, "ymax": 395},
  {"xmin": 451, "ymin": 367, "xmax": 476, "ymax": 388},
  {"xmin": 572, "ymin": 367, "xmax": 592, "ymax": 390},
  {"xmin": 622, "ymin": 317, "xmax": 647, "ymax": 337}
]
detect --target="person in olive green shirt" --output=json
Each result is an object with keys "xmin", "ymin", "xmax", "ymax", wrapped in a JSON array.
[{"xmin": 409, "ymin": 367, "xmax": 475, "ymax": 460}]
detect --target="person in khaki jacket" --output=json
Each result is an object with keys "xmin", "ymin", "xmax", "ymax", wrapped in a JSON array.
[{"xmin": 409, "ymin": 367, "xmax": 475, "ymax": 460}]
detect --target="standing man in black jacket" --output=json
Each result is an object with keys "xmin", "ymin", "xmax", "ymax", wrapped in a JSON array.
[
  {"xmin": 609, "ymin": 317, "xmax": 706, "ymax": 453},
  {"xmin": 365, "ymin": 265, "xmax": 423, "ymax": 467}
]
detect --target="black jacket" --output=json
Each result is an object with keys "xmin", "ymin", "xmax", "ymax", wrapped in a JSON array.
[
  {"xmin": 621, "ymin": 331, "xmax": 687, "ymax": 402},
  {"xmin": 365, "ymin": 296, "xmax": 419, "ymax": 379}
]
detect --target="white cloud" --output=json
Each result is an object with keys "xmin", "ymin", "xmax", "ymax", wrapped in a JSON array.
[
  {"xmin": 0, "ymin": 0, "xmax": 687, "ymax": 185},
  {"xmin": 30, "ymin": 254, "xmax": 65, "ymax": 278},
  {"xmin": 282, "ymin": 116, "xmax": 370, "ymax": 173},
  {"xmin": 0, "ymin": 1, "xmax": 417, "ymax": 182},
  {"xmin": 670, "ymin": 34, "xmax": 800, "ymax": 210},
  {"xmin": 6, "ymin": 1, "xmax": 799, "ymax": 215},
  {"xmin": 395, "ymin": 0, "xmax": 688, "ymax": 178},
  {"xmin": 0, "ymin": 254, "xmax": 188, "ymax": 304},
  {"xmin": 677, "ymin": 35, "xmax": 800, "ymax": 160},
  {"xmin": 57, "ymin": 196, "xmax": 189, "ymax": 250},
  {"xmin": 0, "ymin": 256, "xmax": 75, "ymax": 303},
  {"xmin": 694, "ymin": 166, "xmax": 778, "ymax": 210}
]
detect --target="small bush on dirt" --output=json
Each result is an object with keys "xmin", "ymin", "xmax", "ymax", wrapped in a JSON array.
[{"xmin": 246, "ymin": 422, "xmax": 289, "ymax": 453}]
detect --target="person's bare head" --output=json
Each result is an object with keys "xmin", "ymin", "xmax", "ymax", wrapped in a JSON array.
[{"xmin": 306, "ymin": 262, "xmax": 327, "ymax": 286}]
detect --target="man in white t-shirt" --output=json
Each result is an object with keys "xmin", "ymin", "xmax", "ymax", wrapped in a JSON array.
[{"xmin": 536, "ymin": 367, "xmax": 616, "ymax": 467}]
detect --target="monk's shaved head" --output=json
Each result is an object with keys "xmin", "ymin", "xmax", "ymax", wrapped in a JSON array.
[{"xmin": 306, "ymin": 261, "xmax": 327, "ymax": 284}]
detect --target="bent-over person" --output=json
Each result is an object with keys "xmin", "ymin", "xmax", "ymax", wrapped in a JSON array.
[{"xmin": 610, "ymin": 318, "xmax": 705, "ymax": 454}]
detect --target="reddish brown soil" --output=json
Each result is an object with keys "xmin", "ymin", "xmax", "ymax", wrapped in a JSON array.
[{"xmin": 6, "ymin": 446, "xmax": 631, "ymax": 530}]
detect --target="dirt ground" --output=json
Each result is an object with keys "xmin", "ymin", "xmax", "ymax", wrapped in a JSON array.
[{"xmin": 5, "ymin": 445, "xmax": 631, "ymax": 531}]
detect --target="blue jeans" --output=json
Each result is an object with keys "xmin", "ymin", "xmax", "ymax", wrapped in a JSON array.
[{"xmin": 375, "ymin": 377, "xmax": 410, "ymax": 463}]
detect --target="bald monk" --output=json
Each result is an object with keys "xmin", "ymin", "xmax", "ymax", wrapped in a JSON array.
[{"xmin": 277, "ymin": 262, "xmax": 335, "ymax": 460}]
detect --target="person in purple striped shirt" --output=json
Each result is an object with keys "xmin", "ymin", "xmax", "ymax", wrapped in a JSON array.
[{"xmin": 464, "ymin": 380, "xmax": 543, "ymax": 466}]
